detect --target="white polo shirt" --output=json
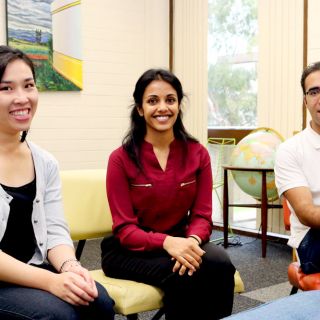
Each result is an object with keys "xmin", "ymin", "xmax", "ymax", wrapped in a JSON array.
[{"xmin": 275, "ymin": 124, "xmax": 320, "ymax": 248}]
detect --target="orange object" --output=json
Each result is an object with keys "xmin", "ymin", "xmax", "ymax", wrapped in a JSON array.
[{"xmin": 282, "ymin": 197, "xmax": 320, "ymax": 294}]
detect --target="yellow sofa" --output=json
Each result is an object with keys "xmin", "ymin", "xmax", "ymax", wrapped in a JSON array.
[{"xmin": 60, "ymin": 169, "xmax": 244, "ymax": 319}]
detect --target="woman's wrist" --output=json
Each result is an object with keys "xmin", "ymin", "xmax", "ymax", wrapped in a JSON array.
[
  {"xmin": 59, "ymin": 258, "xmax": 81, "ymax": 273},
  {"xmin": 188, "ymin": 235, "xmax": 201, "ymax": 245},
  {"xmin": 163, "ymin": 235, "xmax": 174, "ymax": 250}
]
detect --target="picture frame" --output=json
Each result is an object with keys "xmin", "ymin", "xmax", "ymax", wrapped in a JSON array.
[{"xmin": 6, "ymin": 0, "xmax": 82, "ymax": 91}]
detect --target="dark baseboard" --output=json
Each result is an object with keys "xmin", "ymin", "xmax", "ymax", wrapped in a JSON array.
[{"xmin": 213, "ymin": 224, "xmax": 289, "ymax": 245}]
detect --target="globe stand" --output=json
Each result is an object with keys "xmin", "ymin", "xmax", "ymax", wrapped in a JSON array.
[{"xmin": 222, "ymin": 165, "xmax": 282, "ymax": 258}]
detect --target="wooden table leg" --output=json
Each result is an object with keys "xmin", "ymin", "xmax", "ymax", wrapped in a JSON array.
[
  {"xmin": 261, "ymin": 171, "xmax": 268, "ymax": 258},
  {"xmin": 223, "ymin": 168, "xmax": 229, "ymax": 248}
]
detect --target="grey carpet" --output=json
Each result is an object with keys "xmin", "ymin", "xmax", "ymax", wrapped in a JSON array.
[{"xmin": 78, "ymin": 230, "xmax": 292, "ymax": 319}]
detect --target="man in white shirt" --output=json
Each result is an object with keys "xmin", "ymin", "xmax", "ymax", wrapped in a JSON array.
[{"xmin": 275, "ymin": 61, "xmax": 320, "ymax": 274}]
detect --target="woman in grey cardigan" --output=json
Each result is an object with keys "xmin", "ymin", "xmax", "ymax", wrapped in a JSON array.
[{"xmin": 0, "ymin": 45, "xmax": 114, "ymax": 320}]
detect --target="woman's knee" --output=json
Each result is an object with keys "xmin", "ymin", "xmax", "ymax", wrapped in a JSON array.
[
  {"xmin": 94, "ymin": 281, "xmax": 115, "ymax": 317},
  {"xmin": 202, "ymin": 242, "xmax": 235, "ymax": 274},
  {"xmin": 39, "ymin": 286, "xmax": 115, "ymax": 320}
]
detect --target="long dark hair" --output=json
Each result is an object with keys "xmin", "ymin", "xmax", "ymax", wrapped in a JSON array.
[
  {"xmin": 122, "ymin": 68, "xmax": 198, "ymax": 169},
  {"xmin": 0, "ymin": 45, "xmax": 36, "ymax": 142}
]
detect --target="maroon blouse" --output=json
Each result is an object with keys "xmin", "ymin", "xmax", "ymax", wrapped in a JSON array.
[{"xmin": 106, "ymin": 139, "xmax": 213, "ymax": 251}]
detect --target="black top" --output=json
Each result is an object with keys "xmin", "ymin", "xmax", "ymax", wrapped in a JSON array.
[{"xmin": 0, "ymin": 179, "xmax": 36, "ymax": 263}]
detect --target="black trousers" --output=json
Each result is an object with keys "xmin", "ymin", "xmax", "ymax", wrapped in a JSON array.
[{"xmin": 101, "ymin": 236, "xmax": 235, "ymax": 320}]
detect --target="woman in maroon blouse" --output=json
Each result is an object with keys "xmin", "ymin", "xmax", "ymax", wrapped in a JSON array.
[{"xmin": 101, "ymin": 69, "xmax": 235, "ymax": 319}]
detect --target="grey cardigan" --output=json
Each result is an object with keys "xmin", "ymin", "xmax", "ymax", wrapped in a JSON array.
[{"xmin": 0, "ymin": 141, "xmax": 73, "ymax": 265}]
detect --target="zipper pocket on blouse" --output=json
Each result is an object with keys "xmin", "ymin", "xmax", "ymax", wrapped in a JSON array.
[
  {"xmin": 180, "ymin": 180, "xmax": 196, "ymax": 187},
  {"xmin": 131, "ymin": 183, "xmax": 153, "ymax": 187}
]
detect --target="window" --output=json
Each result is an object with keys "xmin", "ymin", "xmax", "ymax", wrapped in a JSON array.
[
  {"xmin": 208, "ymin": 0, "xmax": 258, "ymax": 132},
  {"xmin": 208, "ymin": 0, "xmax": 259, "ymax": 228}
]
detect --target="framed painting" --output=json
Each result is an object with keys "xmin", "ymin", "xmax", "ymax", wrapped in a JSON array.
[{"xmin": 6, "ymin": 0, "xmax": 82, "ymax": 91}]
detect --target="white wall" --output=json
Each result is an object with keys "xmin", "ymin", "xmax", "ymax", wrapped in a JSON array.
[
  {"xmin": 0, "ymin": 1, "xmax": 5, "ymax": 44},
  {"xmin": 0, "ymin": 0, "xmax": 169, "ymax": 169},
  {"xmin": 258, "ymin": 0, "xmax": 304, "ymax": 140},
  {"xmin": 308, "ymin": 0, "xmax": 320, "ymax": 64},
  {"xmin": 307, "ymin": 0, "xmax": 320, "ymax": 125}
]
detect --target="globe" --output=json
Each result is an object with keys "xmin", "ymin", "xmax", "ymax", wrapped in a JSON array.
[{"xmin": 229, "ymin": 127, "xmax": 284, "ymax": 201}]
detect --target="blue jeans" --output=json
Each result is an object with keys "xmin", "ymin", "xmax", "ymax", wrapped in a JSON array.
[
  {"xmin": 0, "ymin": 265, "xmax": 115, "ymax": 320},
  {"xmin": 297, "ymin": 228, "xmax": 320, "ymax": 274},
  {"xmin": 222, "ymin": 290, "xmax": 320, "ymax": 320}
]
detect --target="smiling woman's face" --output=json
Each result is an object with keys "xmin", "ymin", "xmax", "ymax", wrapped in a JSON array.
[
  {"xmin": 0, "ymin": 59, "xmax": 38, "ymax": 138},
  {"xmin": 138, "ymin": 79, "xmax": 179, "ymax": 138}
]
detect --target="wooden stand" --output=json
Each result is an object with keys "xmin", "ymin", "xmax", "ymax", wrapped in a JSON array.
[{"xmin": 222, "ymin": 165, "xmax": 282, "ymax": 258}]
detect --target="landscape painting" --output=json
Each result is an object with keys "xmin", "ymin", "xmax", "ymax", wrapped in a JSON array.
[{"xmin": 6, "ymin": 0, "xmax": 82, "ymax": 91}]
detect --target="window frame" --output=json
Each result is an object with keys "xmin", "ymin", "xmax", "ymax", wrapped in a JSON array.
[{"xmin": 208, "ymin": 128, "xmax": 252, "ymax": 143}]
